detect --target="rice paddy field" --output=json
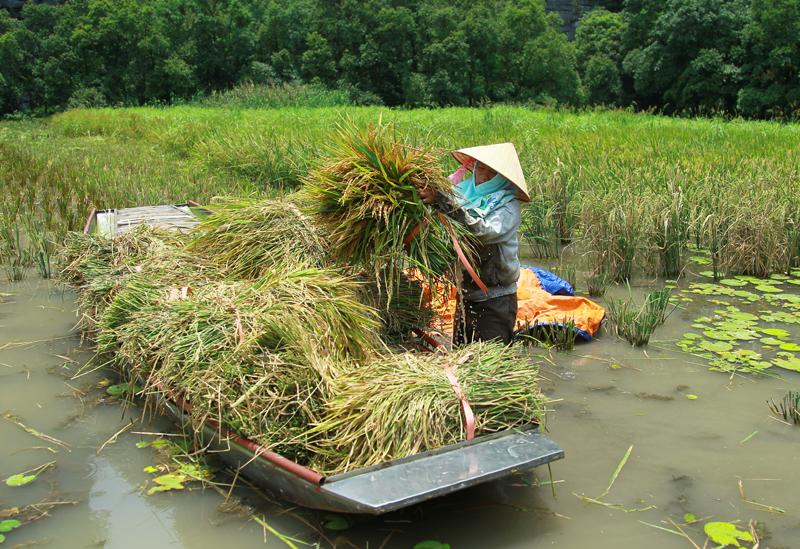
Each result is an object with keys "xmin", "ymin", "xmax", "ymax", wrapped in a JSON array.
[{"xmin": 2, "ymin": 106, "xmax": 800, "ymax": 548}]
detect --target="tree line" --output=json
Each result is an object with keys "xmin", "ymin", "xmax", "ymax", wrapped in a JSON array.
[{"xmin": 1, "ymin": 0, "xmax": 798, "ymax": 119}]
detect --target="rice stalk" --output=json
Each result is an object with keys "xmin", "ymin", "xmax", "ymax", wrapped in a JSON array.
[
  {"xmin": 186, "ymin": 197, "xmax": 329, "ymax": 277},
  {"xmin": 306, "ymin": 342, "xmax": 549, "ymax": 475},
  {"xmin": 300, "ymin": 117, "xmax": 473, "ymax": 301},
  {"xmin": 604, "ymin": 286, "xmax": 673, "ymax": 346}
]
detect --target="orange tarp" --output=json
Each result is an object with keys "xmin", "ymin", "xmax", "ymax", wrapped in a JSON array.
[
  {"xmin": 514, "ymin": 268, "xmax": 604, "ymax": 339},
  {"xmin": 413, "ymin": 267, "xmax": 605, "ymax": 340}
]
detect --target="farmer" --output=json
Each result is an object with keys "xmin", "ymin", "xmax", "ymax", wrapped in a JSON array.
[{"xmin": 416, "ymin": 143, "xmax": 530, "ymax": 346}]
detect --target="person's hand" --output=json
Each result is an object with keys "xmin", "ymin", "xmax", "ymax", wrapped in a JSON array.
[{"xmin": 416, "ymin": 184, "xmax": 437, "ymax": 204}]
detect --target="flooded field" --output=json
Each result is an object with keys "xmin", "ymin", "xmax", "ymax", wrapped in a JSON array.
[{"xmin": 2, "ymin": 271, "xmax": 799, "ymax": 549}]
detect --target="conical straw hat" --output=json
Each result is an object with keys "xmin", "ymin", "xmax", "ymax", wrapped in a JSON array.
[{"xmin": 452, "ymin": 143, "xmax": 530, "ymax": 203}]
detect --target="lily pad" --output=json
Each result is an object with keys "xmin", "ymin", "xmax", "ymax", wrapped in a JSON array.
[
  {"xmin": 787, "ymin": 279, "xmax": 800, "ymax": 285},
  {"xmin": 698, "ymin": 340, "xmax": 734, "ymax": 352},
  {"xmin": 770, "ymin": 274, "xmax": 790, "ymax": 280},
  {"xmin": 147, "ymin": 473, "xmax": 186, "ymax": 495},
  {"xmin": 704, "ymin": 521, "xmax": 753, "ymax": 547},
  {"xmin": 760, "ymin": 337, "xmax": 784, "ymax": 345},
  {"xmin": 725, "ymin": 330, "xmax": 758, "ymax": 341},
  {"xmin": 761, "ymin": 328, "xmax": 791, "ymax": 338},
  {"xmin": 0, "ymin": 519, "xmax": 20, "ymax": 532},
  {"xmin": 729, "ymin": 312, "xmax": 759, "ymax": 321},
  {"xmin": 772, "ymin": 356, "xmax": 800, "ymax": 371},
  {"xmin": 779, "ymin": 343, "xmax": 800, "ymax": 351},
  {"xmin": 324, "ymin": 514, "xmax": 353, "ymax": 531},
  {"xmin": 107, "ymin": 382, "xmax": 142, "ymax": 398},
  {"xmin": 414, "ymin": 543, "xmax": 451, "ymax": 549},
  {"xmin": 691, "ymin": 324, "xmax": 709, "ymax": 329},
  {"xmin": 720, "ymin": 279, "xmax": 747, "ymax": 286},
  {"xmin": 755, "ymin": 285, "xmax": 783, "ymax": 293},
  {"xmin": 5, "ymin": 474, "xmax": 36, "ymax": 487},
  {"xmin": 691, "ymin": 257, "xmax": 712, "ymax": 265},
  {"xmin": 683, "ymin": 333, "xmax": 703, "ymax": 340},
  {"xmin": 704, "ymin": 330, "xmax": 735, "ymax": 341}
]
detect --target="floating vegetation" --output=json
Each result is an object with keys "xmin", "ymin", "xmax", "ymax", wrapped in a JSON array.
[
  {"xmin": 767, "ymin": 390, "xmax": 800, "ymax": 425},
  {"xmin": 4, "ymin": 461, "xmax": 55, "ymax": 487},
  {"xmin": 605, "ymin": 287, "xmax": 673, "ymax": 346}
]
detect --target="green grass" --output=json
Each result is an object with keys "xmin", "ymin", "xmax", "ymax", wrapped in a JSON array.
[{"xmin": 2, "ymin": 104, "xmax": 799, "ymax": 282}]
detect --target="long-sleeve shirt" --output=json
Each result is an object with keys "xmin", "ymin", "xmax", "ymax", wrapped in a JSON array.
[{"xmin": 435, "ymin": 192, "xmax": 522, "ymax": 302}]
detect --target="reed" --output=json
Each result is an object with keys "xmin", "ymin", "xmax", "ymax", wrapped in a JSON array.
[
  {"xmin": 604, "ymin": 286, "xmax": 673, "ymax": 346},
  {"xmin": 767, "ymin": 390, "xmax": 800, "ymax": 426}
]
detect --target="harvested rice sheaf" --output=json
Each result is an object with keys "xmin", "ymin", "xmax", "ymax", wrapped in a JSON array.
[
  {"xmin": 57, "ymin": 226, "xmax": 180, "ymax": 332},
  {"xmin": 186, "ymin": 197, "xmax": 329, "ymax": 277},
  {"xmin": 300, "ymin": 119, "xmax": 474, "ymax": 300},
  {"xmin": 356, "ymin": 268, "xmax": 436, "ymax": 337},
  {"xmin": 307, "ymin": 342, "xmax": 549, "ymax": 476}
]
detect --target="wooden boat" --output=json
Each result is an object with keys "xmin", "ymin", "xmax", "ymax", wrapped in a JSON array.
[{"xmin": 82, "ymin": 204, "xmax": 566, "ymax": 514}]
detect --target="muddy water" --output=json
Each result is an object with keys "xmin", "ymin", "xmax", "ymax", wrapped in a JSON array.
[{"xmin": 2, "ymin": 275, "xmax": 799, "ymax": 549}]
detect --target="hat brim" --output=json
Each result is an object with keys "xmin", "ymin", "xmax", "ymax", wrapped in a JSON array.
[{"xmin": 451, "ymin": 144, "xmax": 530, "ymax": 203}]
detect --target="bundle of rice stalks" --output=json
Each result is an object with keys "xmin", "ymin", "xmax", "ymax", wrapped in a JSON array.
[
  {"xmin": 186, "ymin": 197, "xmax": 329, "ymax": 278},
  {"xmin": 98, "ymin": 262, "xmax": 380, "ymax": 375},
  {"xmin": 301, "ymin": 118, "xmax": 473, "ymax": 299},
  {"xmin": 57, "ymin": 226, "xmax": 180, "ymax": 332},
  {"xmin": 58, "ymin": 225, "xmax": 177, "ymax": 288},
  {"xmin": 307, "ymin": 342, "xmax": 549, "ymax": 475},
  {"xmin": 355, "ymin": 269, "xmax": 436, "ymax": 338}
]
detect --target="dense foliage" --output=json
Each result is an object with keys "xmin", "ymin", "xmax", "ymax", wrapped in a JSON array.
[{"xmin": 1, "ymin": 0, "xmax": 798, "ymax": 118}]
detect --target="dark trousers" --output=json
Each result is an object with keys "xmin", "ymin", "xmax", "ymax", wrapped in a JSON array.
[{"xmin": 453, "ymin": 292, "xmax": 518, "ymax": 347}]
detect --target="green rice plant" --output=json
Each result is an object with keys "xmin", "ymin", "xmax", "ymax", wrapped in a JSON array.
[
  {"xmin": 0, "ymin": 218, "xmax": 28, "ymax": 282},
  {"xmin": 355, "ymin": 268, "xmax": 436, "ymax": 339},
  {"xmin": 604, "ymin": 286, "xmax": 673, "ymax": 346},
  {"xmin": 586, "ymin": 267, "xmax": 612, "ymax": 298},
  {"xmin": 189, "ymin": 127, "xmax": 315, "ymax": 190},
  {"xmin": 784, "ymin": 207, "xmax": 800, "ymax": 272},
  {"xmin": 301, "ymin": 117, "xmax": 473, "ymax": 300},
  {"xmin": 515, "ymin": 317, "xmax": 578, "ymax": 351},
  {"xmin": 306, "ymin": 342, "xmax": 549, "ymax": 475},
  {"xmin": 186, "ymin": 197, "xmax": 329, "ymax": 277},
  {"xmin": 519, "ymin": 197, "xmax": 558, "ymax": 258},
  {"xmin": 767, "ymin": 390, "xmax": 800, "ymax": 425},
  {"xmin": 21, "ymin": 214, "xmax": 56, "ymax": 279},
  {"xmin": 648, "ymin": 188, "xmax": 692, "ymax": 278},
  {"xmin": 197, "ymin": 82, "xmax": 353, "ymax": 110},
  {"xmin": 548, "ymin": 262, "xmax": 576, "ymax": 291},
  {"xmin": 581, "ymin": 190, "xmax": 648, "ymax": 282}
]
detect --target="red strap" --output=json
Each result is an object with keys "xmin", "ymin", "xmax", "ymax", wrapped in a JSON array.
[
  {"xmin": 445, "ymin": 353, "xmax": 475, "ymax": 440},
  {"xmin": 403, "ymin": 219, "xmax": 428, "ymax": 245},
  {"xmin": 437, "ymin": 212, "xmax": 489, "ymax": 293},
  {"xmin": 232, "ymin": 307, "xmax": 244, "ymax": 344}
]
